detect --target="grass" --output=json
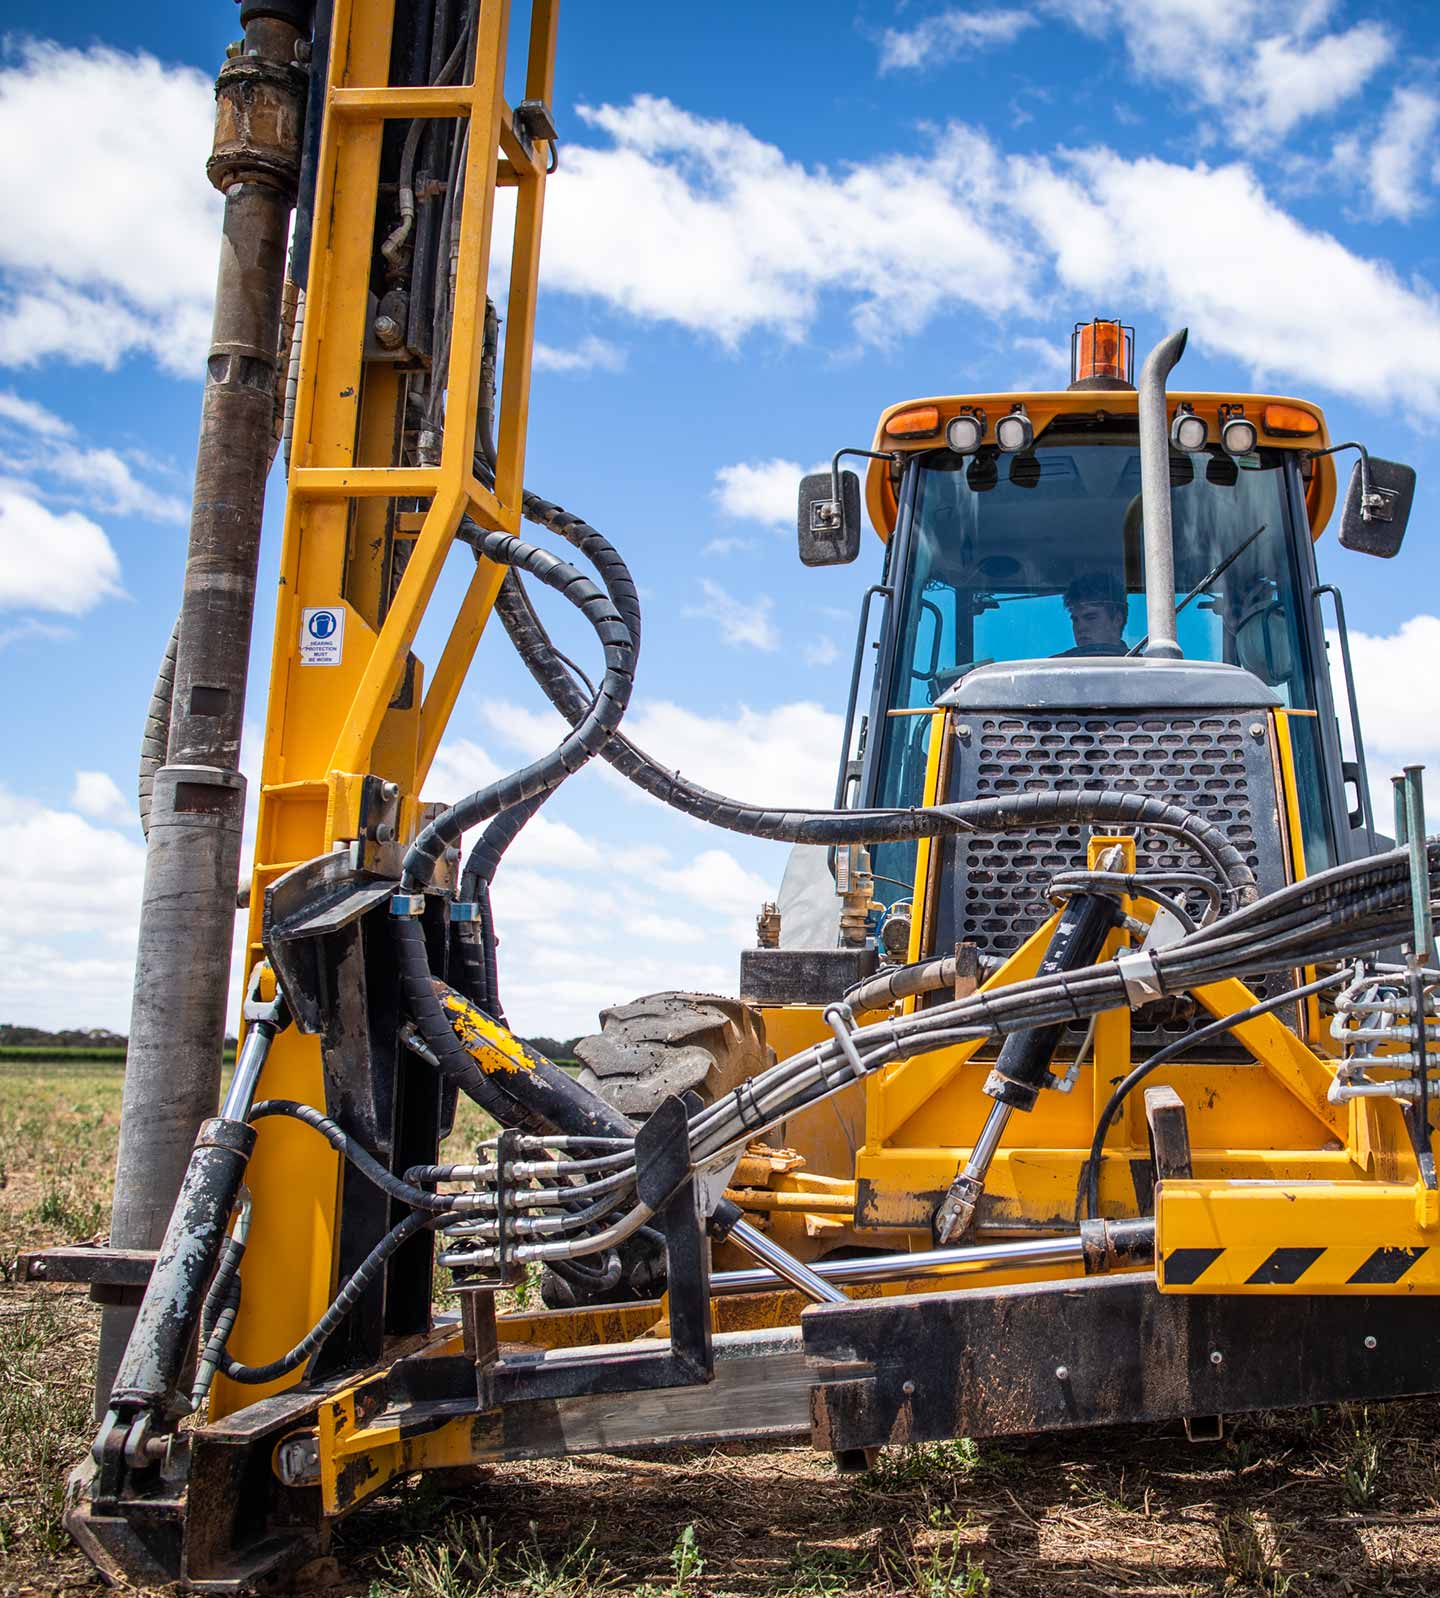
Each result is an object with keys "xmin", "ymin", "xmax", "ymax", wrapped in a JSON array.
[{"xmin": 7, "ymin": 1060, "xmax": 1440, "ymax": 1596}]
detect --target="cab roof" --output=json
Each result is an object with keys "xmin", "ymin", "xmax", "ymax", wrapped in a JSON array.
[{"xmin": 864, "ymin": 390, "xmax": 1335, "ymax": 544}]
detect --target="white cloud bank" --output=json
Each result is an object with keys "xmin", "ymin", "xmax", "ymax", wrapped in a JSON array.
[
  {"xmin": 508, "ymin": 92, "xmax": 1440, "ymax": 416},
  {"xmin": 0, "ymin": 41, "xmax": 220, "ymax": 376},
  {"xmin": 0, "ymin": 480, "xmax": 123, "ymax": 614}
]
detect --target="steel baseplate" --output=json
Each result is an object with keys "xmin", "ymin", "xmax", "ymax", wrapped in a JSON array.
[
  {"xmin": 67, "ymin": 1270, "xmax": 1440, "ymax": 1589},
  {"xmin": 66, "ymin": 1375, "xmax": 334, "ymax": 1593},
  {"xmin": 802, "ymin": 1274, "xmax": 1440, "ymax": 1454}
]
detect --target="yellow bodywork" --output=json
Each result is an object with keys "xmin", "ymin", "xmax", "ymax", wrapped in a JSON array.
[
  {"xmin": 863, "ymin": 389, "xmax": 1338, "ymax": 544},
  {"xmin": 217, "ymin": 0, "xmax": 557, "ymax": 1417},
  {"xmin": 217, "ymin": 4, "xmax": 1433, "ymax": 1504}
]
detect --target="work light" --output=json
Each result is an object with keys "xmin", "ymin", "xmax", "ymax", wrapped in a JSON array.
[
  {"xmin": 995, "ymin": 405, "xmax": 1033, "ymax": 453},
  {"xmin": 945, "ymin": 410, "xmax": 985, "ymax": 454},
  {"xmin": 1170, "ymin": 404, "xmax": 1208, "ymax": 452},
  {"xmin": 1221, "ymin": 411, "xmax": 1258, "ymax": 457}
]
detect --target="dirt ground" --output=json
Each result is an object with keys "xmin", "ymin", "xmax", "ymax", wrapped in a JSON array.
[{"xmin": 6, "ymin": 1061, "xmax": 1440, "ymax": 1598}]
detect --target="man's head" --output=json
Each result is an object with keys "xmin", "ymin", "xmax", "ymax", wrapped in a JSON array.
[{"xmin": 1064, "ymin": 570, "xmax": 1128, "ymax": 652}]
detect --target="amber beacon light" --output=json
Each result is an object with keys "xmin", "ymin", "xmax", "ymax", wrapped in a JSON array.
[{"xmin": 1070, "ymin": 318, "xmax": 1135, "ymax": 386}]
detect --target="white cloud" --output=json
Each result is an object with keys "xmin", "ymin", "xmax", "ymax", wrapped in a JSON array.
[
  {"xmin": 1348, "ymin": 87, "xmax": 1440, "ymax": 222},
  {"xmin": 1330, "ymin": 614, "xmax": 1440, "ymax": 830},
  {"xmin": 0, "ymin": 787, "xmax": 145, "ymax": 944},
  {"xmin": 702, "ymin": 535, "xmax": 756, "ymax": 558},
  {"xmin": 1011, "ymin": 145, "xmax": 1440, "ymax": 412},
  {"xmin": 424, "ymin": 736, "xmax": 506, "ymax": 806},
  {"xmin": 1059, "ymin": 1, "xmax": 1392, "ymax": 138},
  {"xmin": 70, "ymin": 770, "xmax": 130, "ymax": 822},
  {"xmin": 479, "ymin": 695, "xmax": 842, "ymax": 811},
  {"xmin": 804, "ymin": 637, "xmax": 839, "ymax": 669},
  {"xmin": 0, "ymin": 479, "xmax": 123, "ymax": 613},
  {"xmin": 1009, "ymin": 334, "xmax": 1070, "ymax": 389},
  {"xmin": 878, "ymin": 8, "xmax": 1035, "ymax": 73},
  {"xmin": 519, "ymin": 95, "xmax": 1031, "ymax": 345},
  {"xmin": 46, "ymin": 444, "xmax": 189, "ymax": 524},
  {"xmin": 714, "ymin": 457, "xmax": 821, "ymax": 527},
  {"xmin": 684, "ymin": 577, "xmax": 780, "ymax": 651},
  {"xmin": 533, "ymin": 335, "xmax": 626, "ymax": 373},
  {"xmin": 622, "ymin": 911, "xmax": 705, "ymax": 945},
  {"xmin": 1338, "ymin": 614, "xmax": 1440, "ymax": 761},
  {"xmin": 0, "ymin": 42, "xmax": 220, "ymax": 376},
  {"xmin": 656, "ymin": 848, "xmax": 773, "ymax": 918},
  {"xmin": 0, "ymin": 617, "xmax": 71, "ymax": 650},
  {"xmin": 509, "ymin": 93, "xmax": 1440, "ymax": 418},
  {"xmin": 0, "ymin": 389, "xmax": 72, "ymax": 438}
]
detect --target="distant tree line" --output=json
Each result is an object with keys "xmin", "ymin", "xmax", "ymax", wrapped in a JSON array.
[
  {"xmin": 1, "ymin": 1023, "xmax": 128, "ymax": 1049},
  {"xmin": 3, "ymin": 1021, "xmax": 575, "ymax": 1060},
  {"xmin": 520, "ymin": 1036, "xmax": 582, "ymax": 1061}
]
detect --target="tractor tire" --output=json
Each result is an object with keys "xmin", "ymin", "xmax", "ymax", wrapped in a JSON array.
[{"xmin": 573, "ymin": 991, "xmax": 773, "ymax": 1117}]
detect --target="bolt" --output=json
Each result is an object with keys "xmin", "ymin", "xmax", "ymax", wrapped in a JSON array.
[
  {"xmin": 1055, "ymin": 1365, "xmax": 1069, "ymax": 1381},
  {"xmin": 955, "ymin": 723, "xmax": 973, "ymax": 740},
  {"xmin": 1364, "ymin": 1335, "xmax": 1377, "ymax": 1350},
  {"xmin": 30, "ymin": 1260, "xmax": 45, "ymax": 1276},
  {"xmin": 1209, "ymin": 1349, "xmax": 1223, "ymax": 1366},
  {"xmin": 381, "ymin": 781, "xmax": 401, "ymax": 801},
  {"xmin": 901, "ymin": 1380, "xmax": 915, "ymax": 1397},
  {"xmin": 374, "ymin": 823, "xmax": 395, "ymax": 843},
  {"xmin": 225, "ymin": 39, "xmax": 243, "ymax": 58},
  {"xmin": 1249, "ymin": 722, "xmax": 1265, "ymax": 739}
]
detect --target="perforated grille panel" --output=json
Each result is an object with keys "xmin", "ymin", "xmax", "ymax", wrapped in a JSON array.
[{"xmin": 935, "ymin": 701, "xmax": 1288, "ymax": 1049}]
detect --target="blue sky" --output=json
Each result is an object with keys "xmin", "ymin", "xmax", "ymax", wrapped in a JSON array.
[{"xmin": 2, "ymin": 0, "xmax": 1439, "ymax": 1033}]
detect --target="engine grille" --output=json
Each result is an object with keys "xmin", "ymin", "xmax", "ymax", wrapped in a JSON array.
[{"xmin": 935, "ymin": 703, "xmax": 1288, "ymax": 1050}]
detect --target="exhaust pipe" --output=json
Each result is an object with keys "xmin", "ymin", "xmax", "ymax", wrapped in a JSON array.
[{"xmin": 1137, "ymin": 327, "xmax": 1188, "ymax": 661}]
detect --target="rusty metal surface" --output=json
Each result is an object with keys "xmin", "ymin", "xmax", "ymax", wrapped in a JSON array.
[
  {"xmin": 804, "ymin": 1274, "xmax": 1440, "ymax": 1454},
  {"xmin": 19, "ymin": 1246, "xmax": 156, "ymax": 1286}
]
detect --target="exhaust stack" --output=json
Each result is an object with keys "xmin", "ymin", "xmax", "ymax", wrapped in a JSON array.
[{"xmin": 1137, "ymin": 327, "xmax": 1188, "ymax": 661}]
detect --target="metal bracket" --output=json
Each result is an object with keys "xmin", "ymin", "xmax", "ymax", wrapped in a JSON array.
[
  {"xmin": 512, "ymin": 99, "xmax": 557, "ymax": 160},
  {"xmin": 1116, "ymin": 949, "xmax": 1164, "ymax": 1007}
]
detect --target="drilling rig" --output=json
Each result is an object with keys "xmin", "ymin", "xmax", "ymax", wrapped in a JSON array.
[{"xmin": 21, "ymin": 1, "xmax": 1440, "ymax": 1589}]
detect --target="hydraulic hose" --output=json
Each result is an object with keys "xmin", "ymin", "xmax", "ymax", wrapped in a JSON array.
[{"xmin": 218, "ymin": 1210, "xmax": 440, "ymax": 1385}]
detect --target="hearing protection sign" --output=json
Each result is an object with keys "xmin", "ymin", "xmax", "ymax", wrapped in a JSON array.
[{"xmin": 300, "ymin": 606, "xmax": 345, "ymax": 665}]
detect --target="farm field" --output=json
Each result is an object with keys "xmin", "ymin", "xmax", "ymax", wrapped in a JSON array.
[{"xmin": 5, "ymin": 1059, "xmax": 1440, "ymax": 1597}]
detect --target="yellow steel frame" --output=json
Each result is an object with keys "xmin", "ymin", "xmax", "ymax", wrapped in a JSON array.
[
  {"xmin": 851, "ymin": 705, "xmax": 1430, "ymax": 1239},
  {"xmin": 216, "ymin": 0, "xmax": 558, "ymax": 1418}
]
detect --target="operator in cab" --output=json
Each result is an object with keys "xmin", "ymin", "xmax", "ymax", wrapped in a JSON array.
[{"xmin": 1054, "ymin": 571, "xmax": 1129, "ymax": 657}]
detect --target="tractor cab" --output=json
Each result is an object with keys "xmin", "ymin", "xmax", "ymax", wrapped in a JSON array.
[{"xmin": 800, "ymin": 319, "xmax": 1416, "ymax": 922}]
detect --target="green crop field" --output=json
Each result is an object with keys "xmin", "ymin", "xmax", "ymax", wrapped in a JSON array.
[{"xmin": 5, "ymin": 1060, "xmax": 1440, "ymax": 1597}]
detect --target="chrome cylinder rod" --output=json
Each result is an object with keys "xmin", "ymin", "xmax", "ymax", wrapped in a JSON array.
[
  {"xmin": 725, "ymin": 1217, "xmax": 848, "ymax": 1304},
  {"xmin": 712, "ymin": 1232, "xmax": 1084, "ymax": 1298}
]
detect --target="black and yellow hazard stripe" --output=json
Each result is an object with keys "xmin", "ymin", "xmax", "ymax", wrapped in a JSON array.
[{"xmin": 1160, "ymin": 1242, "xmax": 1436, "ymax": 1293}]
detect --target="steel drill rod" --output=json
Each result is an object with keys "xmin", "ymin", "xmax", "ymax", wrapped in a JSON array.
[{"xmin": 97, "ymin": 5, "xmax": 311, "ymax": 1417}]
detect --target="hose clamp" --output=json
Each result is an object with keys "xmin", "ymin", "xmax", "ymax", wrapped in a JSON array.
[
  {"xmin": 390, "ymin": 892, "xmax": 426, "ymax": 918},
  {"xmin": 449, "ymin": 900, "xmax": 482, "ymax": 922},
  {"xmin": 1116, "ymin": 949, "xmax": 1164, "ymax": 1008}
]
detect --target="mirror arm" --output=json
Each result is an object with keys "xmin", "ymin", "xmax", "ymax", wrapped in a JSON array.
[
  {"xmin": 824, "ymin": 447, "xmax": 901, "ymax": 528},
  {"xmin": 1304, "ymin": 440, "xmax": 1386, "ymax": 522}
]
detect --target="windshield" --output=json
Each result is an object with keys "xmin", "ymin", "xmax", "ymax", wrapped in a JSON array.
[{"xmin": 868, "ymin": 431, "xmax": 1330, "ymax": 895}]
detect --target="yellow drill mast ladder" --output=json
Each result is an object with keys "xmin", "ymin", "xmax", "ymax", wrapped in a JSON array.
[{"xmin": 230, "ymin": 0, "xmax": 555, "ymax": 1413}]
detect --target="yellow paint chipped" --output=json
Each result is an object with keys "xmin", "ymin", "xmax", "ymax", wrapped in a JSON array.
[{"xmin": 437, "ymin": 983, "xmax": 536, "ymax": 1073}]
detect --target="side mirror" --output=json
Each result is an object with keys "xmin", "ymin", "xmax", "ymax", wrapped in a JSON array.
[
  {"xmin": 1339, "ymin": 455, "xmax": 1415, "ymax": 558},
  {"xmin": 798, "ymin": 469, "xmax": 861, "ymax": 567}
]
